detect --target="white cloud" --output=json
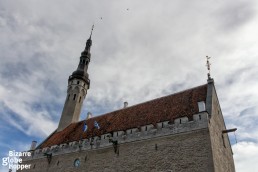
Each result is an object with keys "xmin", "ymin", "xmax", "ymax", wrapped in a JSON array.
[
  {"xmin": 233, "ymin": 142, "xmax": 258, "ymax": 172},
  {"xmin": 0, "ymin": 1, "xmax": 258, "ymax": 171},
  {"xmin": 0, "ymin": 166, "xmax": 9, "ymax": 172}
]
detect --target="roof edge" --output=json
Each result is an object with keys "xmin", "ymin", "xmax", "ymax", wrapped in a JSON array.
[{"xmin": 79, "ymin": 83, "xmax": 208, "ymax": 123}]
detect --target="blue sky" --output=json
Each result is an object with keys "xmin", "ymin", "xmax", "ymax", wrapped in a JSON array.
[{"xmin": 1, "ymin": 0, "xmax": 258, "ymax": 171}]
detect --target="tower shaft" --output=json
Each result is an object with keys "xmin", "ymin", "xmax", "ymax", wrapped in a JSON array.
[{"xmin": 57, "ymin": 34, "xmax": 93, "ymax": 132}]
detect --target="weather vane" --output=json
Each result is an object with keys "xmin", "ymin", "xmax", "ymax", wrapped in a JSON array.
[{"xmin": 206, "ymin": 56, "xmax": 211, "ymax": 79}]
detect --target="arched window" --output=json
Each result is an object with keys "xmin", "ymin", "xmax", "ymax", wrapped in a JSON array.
[
  {"xmin": 79, "ymin": 96, "xmax": 81, "ymax": 103},
  {"xmin": 73, "ymin": 94, "xmax": 76, "ymax": 100}
]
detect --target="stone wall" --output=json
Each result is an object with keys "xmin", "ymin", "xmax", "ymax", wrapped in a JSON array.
[
  {"xmin": 19, "ymin": 112, "xmax": 213, "ymax": 172},
  {"xmin": 207, "ymin": 82, "xmax": 235, "ymax": 172},
  {"xmin": 20, "ymin": 129, "xmax": 213, "ymax": 172}
]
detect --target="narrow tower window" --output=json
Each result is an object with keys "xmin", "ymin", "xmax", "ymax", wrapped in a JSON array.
[
  {"xmin": 77, "ymin": 81, "xmax": 80, "ymax": 84},
  {"xmin": 79, "ymin": 96, "xmax": 81, "ymax": 103},
  {"xmin": 73, "ymin": 94, "xmax": 76, "ymax": 100}
]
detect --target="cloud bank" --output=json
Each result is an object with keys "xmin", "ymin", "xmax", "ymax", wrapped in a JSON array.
[{"xmin": 0, "ymin": 1, "xmax": 257, "ymax": 171}]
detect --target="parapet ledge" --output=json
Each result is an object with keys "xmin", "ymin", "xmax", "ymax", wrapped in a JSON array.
[{"xmin": 23, "ymin": 112, "xmax": 208, "ymax": 161}]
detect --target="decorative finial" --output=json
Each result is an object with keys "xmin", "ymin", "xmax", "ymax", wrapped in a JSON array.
[
  {"xmin": 85, "ymin": 25, "xmax": 94, "ymax": 51},
  {"xmin": 206, "ymin": 56, "xmax": 211, "ymax": 79},
  {"xmin": 89, "ymin": 24, "xmax": 94, "ymax": 39}
]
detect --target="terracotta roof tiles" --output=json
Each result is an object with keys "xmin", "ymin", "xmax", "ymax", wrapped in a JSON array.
[{"xmin": 39, "ymin": 84, "xmax": 207, "ymax": 148}]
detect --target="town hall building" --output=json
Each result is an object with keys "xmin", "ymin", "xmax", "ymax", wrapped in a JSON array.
[{"xmin": 19, "ymin": 30, "xmax": 235, "ymax": 172}]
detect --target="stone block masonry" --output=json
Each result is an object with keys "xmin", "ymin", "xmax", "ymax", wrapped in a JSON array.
[
  {"xmin": 20, "ymin": 112, "xmax": 214, "ymax": 172},
  {"xmin": 21, "ymin": 129, "xmax": 212, "ymax": 172}
]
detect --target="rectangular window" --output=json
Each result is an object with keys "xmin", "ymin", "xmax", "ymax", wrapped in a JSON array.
[
  {"xmin": 198, "ymin": 101, "xmax": 206, "ymax": 112},
  {"xmin": 77, "ymin": 81, "xmax": 80, "ymax": 84},
  {"xmin": 73, "ymin": 94, "xmax": 76, "ymax": 100}
]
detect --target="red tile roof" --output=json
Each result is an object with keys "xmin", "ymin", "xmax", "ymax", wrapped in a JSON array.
[{"xmin": 39, "ymin": 84, "xmax": 207, "ymax": 148}]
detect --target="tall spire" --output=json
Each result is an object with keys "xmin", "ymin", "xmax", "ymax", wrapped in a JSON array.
[
  {"xmin": 85, "ymin": 24, "xmax": 94, "ymax": 52},
  {"xmin": 57, "ymin": 27, "xmax": 94, "ymax": 131}
]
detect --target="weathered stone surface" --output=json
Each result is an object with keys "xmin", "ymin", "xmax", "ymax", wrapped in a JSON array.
[
  {"xmin": 208, "ymin": 83, "xmax": 235, "ymax": 172},
  {"xmin": 20, "ymin": 129, "xmax": 213, "ymax": 172}
]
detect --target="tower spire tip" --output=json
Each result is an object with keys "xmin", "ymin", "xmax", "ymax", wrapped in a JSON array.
[{"xmin": 89, "ymin": 24, "xmax": 94, "ymax": 39}]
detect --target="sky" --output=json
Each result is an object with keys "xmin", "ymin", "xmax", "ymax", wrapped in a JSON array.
[{"xmin": 0, "ymin": 0, "xmax": 258, "ymax": 171}]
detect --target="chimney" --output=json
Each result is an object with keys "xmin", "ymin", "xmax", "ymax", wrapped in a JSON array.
[
  {"xmin": 124, "ymin": 102, "xmax": 128, "ymax": 108},
  {"xmin": 30, "ymin": 141, "xmax": 37, "ymax": 150},
  {"xmin": 87, "ymin": 112, "xmax": 92, "ymax": 119}
]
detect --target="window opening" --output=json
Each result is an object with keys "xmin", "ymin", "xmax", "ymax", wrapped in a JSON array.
[{"xmin": 73, "ymin": 94, "xmax": 76, "ymax": 100}]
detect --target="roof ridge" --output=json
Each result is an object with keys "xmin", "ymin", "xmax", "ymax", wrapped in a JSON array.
[
  {"xmin": 80, "ymin": 83, "xmax": 207, "ymax": 122},
  {"xmin": 41, "ymin": 83, "xmax": 208, "ymax": 148}
]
